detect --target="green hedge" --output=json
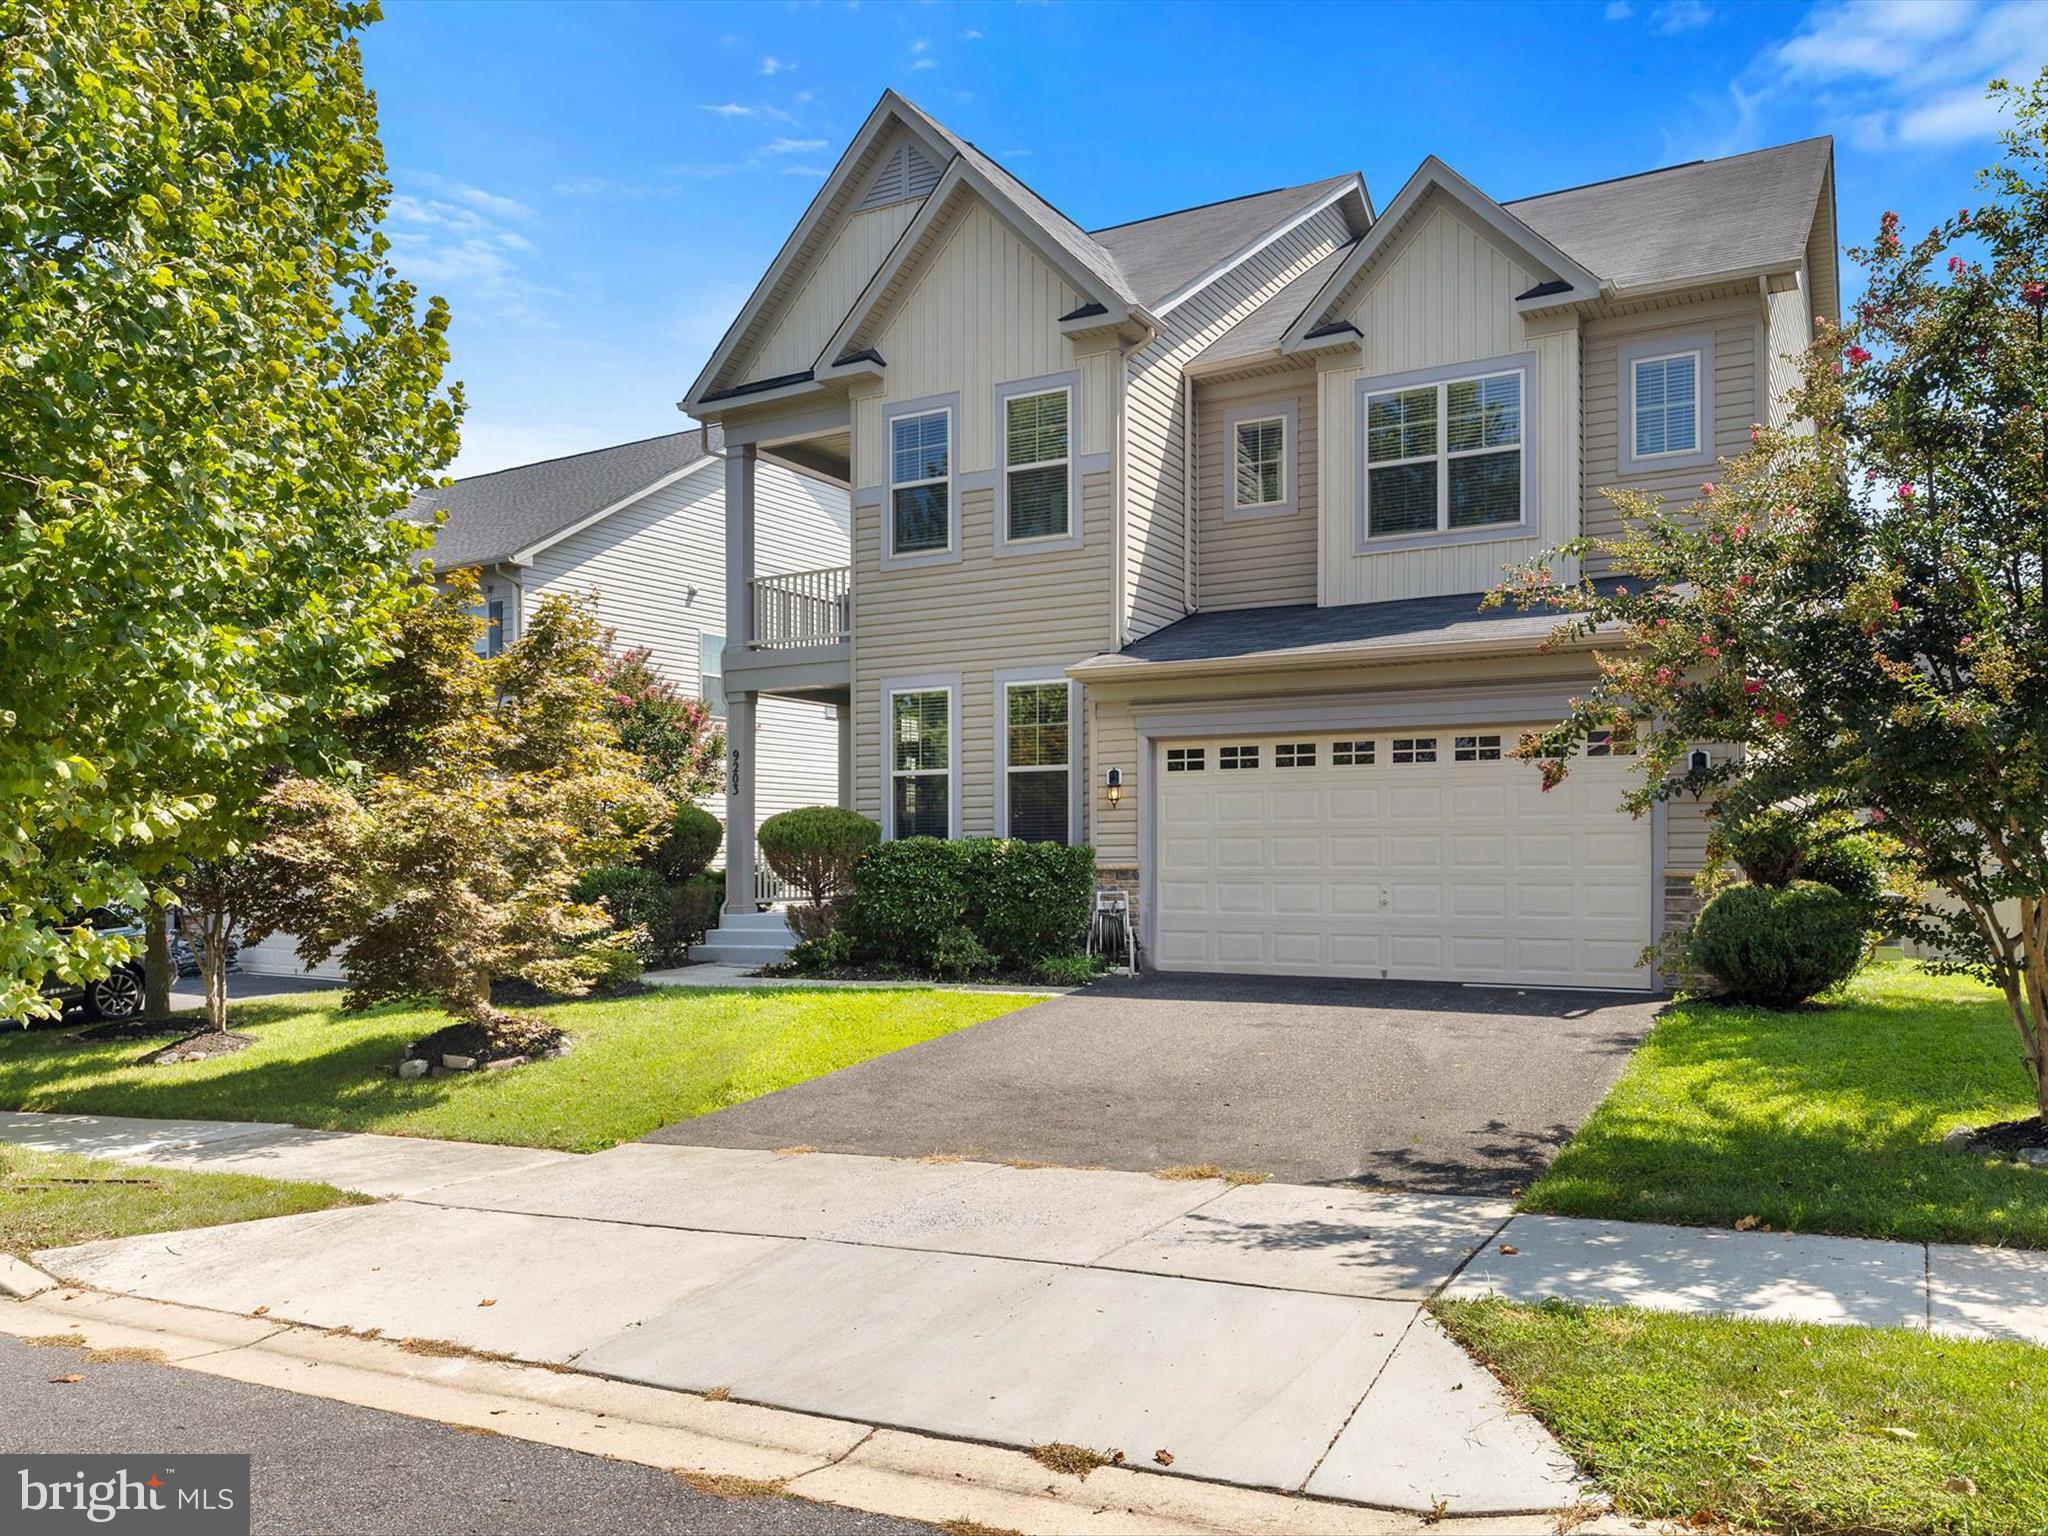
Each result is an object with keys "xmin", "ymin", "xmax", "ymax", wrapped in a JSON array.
[
  {"xmin": 838, "ymin": 837, "xmax": 1095, "ymax": 977},
  {"xmin": 758, "ymin": 806, "xmax": 878, "ymax": 905},
  {"xmin": 648, "ymin": 802, "xmax": 722, "ymax": 883},
  {"xmin": 1690, "ymin": 880, "xmax": 1866, "ymax": 1007}
]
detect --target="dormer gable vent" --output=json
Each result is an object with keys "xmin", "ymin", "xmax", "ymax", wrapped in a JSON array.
[{"xmin": 858, "ymin": 137, "xmax": 943, "ymax": 211}]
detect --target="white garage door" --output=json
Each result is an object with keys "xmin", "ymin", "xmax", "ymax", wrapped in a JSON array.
[{"xmin": 1153, "ymin": 726, "xmax": 1653, "ymax": 990}]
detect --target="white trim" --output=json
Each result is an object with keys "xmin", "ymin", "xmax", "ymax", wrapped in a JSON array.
[
  {"xmin": 994, "ymin": 371, "xmax": 1083, "ymax": 557},
  {"xmin": 881, "ymin": 671, "xmax": 961, "ymax": 840},
  {"xmin": 1618, "ymin": 330, "xmax": 1717, "ymax": 474},
  {"xmin": 507, "ymin": 456, "xmax": 716, "ymax": 564},
  {"xmin": 1223, "ymin": 399, "xmax": 1298, "ymax": 520},
  {"xmin": 1355, "ymin": 351, "xmax": 1537, "ymax": 553},
  {"xmin": 881, "ymin": 394, "xmax": 960, "ymax": 571},
  {"xmin": 1153, "ymin": 177, "xmax": 1365, "ymax": 316},
  {"xmin": 993, "ymin": 667, "xmax": 1083, "ymax": 846},
  {"xmin": 1282, "ymin": 158, "xmax": 1605, "ymax": 353},
  {"xmin": 1627, "ymin": 349, "xmax": 1703, "ymax": 461}
]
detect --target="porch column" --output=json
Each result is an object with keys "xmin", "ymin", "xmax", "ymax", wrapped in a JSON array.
[
  {"xmin": 724, "ymin": 440, "xmax": 757, "ymax": 654},
  {"xmin": 724, "ymin": 690, "xmax": 758, "ymax": 917},
  {"xmin": 836, "ymin": 699, "xmax": 853, "ymax": 810}
]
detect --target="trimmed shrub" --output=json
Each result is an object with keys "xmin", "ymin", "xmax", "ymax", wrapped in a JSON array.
[
  {"xmin": 758, "ymin": 806, "xmax": 878, "ymax": 907},
  {"xmin": 839, "ymin": 836, "xmax": 1096, "ymax": 976},
  {"xmin": 1689, "ymin": 880, "xmax": 1866, "ymax": 1007},
  {"xmin": 574, "ymin": 866, "xmax": 673, "ymax": 962},
  {"xmin": 1800, "ymin": 826, "xmax": 1890, "ymax": 919},
  {"xmin": 931, "ymin": 927, "xmax": 996, "ymax": 980},
  {"xmin": 1719, "ymin": 806, "xmax": 1808, "ymax": 887},
  {"xmin": 650, "ymin": 802, "xmax": 723, "ymax": 883},
  {"xmin": 970, "ymin": 840, "xmax": 1097, "ymax": 971},
  {"xmin": 673, "ymin": 872, "xmax": 725, "ymax": 953},
  {"xmin": 787, "ymin": 927, "xmax": 854, "ymax": 974},
  {"xmin": 839, "ymin": 837, "xmax": 972, "ymax": 973}
]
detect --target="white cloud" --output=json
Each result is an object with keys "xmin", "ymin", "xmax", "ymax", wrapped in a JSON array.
[
  {"xmin": 962, "ymin": 27, "xmax": 984, "ymax": 39},
  {"xmin": 780, "ymin": 164, "xmax": 829, "ymax": 178},
  {"xmin": 1652, "ymin": 0, "xmax": 1713, "ymax": 33},
  {"xmin": 385, "ymin": 182, "xmax": 559, "ymax": 327},
  {"xmin": 763, "ymin": 137, "xmax": 828, "ymax": 153},
  {"xmin": 760, "ymin": 55, "xmax": 788, "ymax": 75},
  {"xmin": 911, "ymin": 37, "xmax": 930, "ymax": 52},
  {"xmin": 910, "ymin": 56, "xmax": 937, "ymax": 70},
  {"xmin": 1898, "ymin": 82, "xmax": 2013, "ymax": 143},
  {"xmin": 1604, "ymin": 0, "xmax": 1632, "ymax": 16},
  {"xmin": 701, "ymin": 101, "xmax": 755, "ymax": 117}
]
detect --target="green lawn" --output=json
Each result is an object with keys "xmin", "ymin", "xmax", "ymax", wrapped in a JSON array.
[
  {"xmin": 1438, "ymin": 1298, "xmax": 2048, "ymax": 1536},
  {"xmin": 1522, "ymin": 962, "xmax": 2048, "ymax": 1248},
  {"xmin": 0, "ymin": 986, "xmax": 1030, "ymax": 1152},
  {"xmin": 1, "ymin": 1142, "xmax": 362, "ymax": 1257}
]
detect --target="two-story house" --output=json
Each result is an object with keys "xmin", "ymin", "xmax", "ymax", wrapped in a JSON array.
[{"xmin": 685, "ymin": 91, "xmax": 1836, "ymax": 991}]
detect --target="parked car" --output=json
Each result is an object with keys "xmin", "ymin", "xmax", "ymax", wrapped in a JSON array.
[{"xmin": 39, "ymin": 908, "xmax": 148, "ymax": 1022}]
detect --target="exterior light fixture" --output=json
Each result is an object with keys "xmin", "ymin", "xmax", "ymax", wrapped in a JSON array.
[{"xmin": 1105, "ymin": 766, "xmax": 1123, "ymax": 808}]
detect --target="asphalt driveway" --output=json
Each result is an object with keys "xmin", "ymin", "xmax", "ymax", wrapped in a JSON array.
[{"xmin": 646, "ymin": 973, "xmax": 1661, "ymax": 1193}]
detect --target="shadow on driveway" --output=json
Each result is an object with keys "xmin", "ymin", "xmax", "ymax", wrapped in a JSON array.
[{"xmin": 647, "ymin": 972, "xmax": 1663, "ymax": 1194}]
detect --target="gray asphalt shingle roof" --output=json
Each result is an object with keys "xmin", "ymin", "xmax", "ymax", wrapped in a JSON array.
[
  {"xmin": 408, "ymin": 427, "xmax": 717, "ymax": 570},
  {"xmin": 1105, "ymin": 589, "xmax": 1561, "ymax": 667},
  {"xmin": 1090, "ymin": 175, "xmax": 1360, "ymax": 309},
  {"xmin": 1505, "ymin": 136, "xmax": 1832, "ymax": 292}
]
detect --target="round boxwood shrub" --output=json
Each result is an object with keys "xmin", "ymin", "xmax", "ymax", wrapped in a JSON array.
[
  {"xmin": 1690, "ymin": 880, "xmax": 1866, "ymax": 1007},
  {"xmin": 839, "ymin": 838, "xmax": 972, "ymax": 973},
  {"xmin": 650, "ymin": 802, "xmax": 723, "ymax": 883},
  {"xmin": 758, "ymin": 806, "xmax": 878, "ymax": 907}
]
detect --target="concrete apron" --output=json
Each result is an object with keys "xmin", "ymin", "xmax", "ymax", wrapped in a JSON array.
[{"xmin": 29, "ymin": 1139, "xmax": 1584, "ymax": 1517}]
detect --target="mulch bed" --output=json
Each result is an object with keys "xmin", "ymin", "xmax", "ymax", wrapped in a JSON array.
[
  {"xmin": 138, "ymin": 1030, "xmax": 256, "ymax": 1065},
  {"xmin": 405, "ymin": 1018, "xmax": 567, "ymax": 1068},
  {"xmin": 1949, "ymin": 1116, "xmax": 2048, "ymax": 1163},
  {"xmin": 488, "ymin": 977, "xmax": 651, "ymax": 1009},
  {"xmin": 73, "ymin": 1020, "xmax": 185, "ymax": 1042}
]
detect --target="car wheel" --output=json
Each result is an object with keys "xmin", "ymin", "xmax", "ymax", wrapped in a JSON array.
[{"xmin": 87, "ymin": 969, "xmax": 144, "ymax": 1022}]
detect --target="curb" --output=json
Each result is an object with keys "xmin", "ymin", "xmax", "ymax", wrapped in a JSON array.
[
  {"xmin": 2, "ymin": 1288, "xmax": 1636, "ymax": 1536},
  {"xmin": 0, "ymin": 1255, "xmax": 53, "ymax": 1299}
]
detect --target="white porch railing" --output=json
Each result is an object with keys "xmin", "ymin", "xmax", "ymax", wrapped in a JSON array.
[
  {"xmin": 750, "ymin": 565, "xmax": 850, "ymax": 649},
  {"xmin": 754, "ymin": 844, "xmax": 796, "ymax": 907}
]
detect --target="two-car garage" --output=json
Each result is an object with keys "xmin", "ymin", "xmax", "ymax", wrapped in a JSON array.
[{"xmin": 1149, "ymin": 724, "xmax": 1656, "ymax": 991}]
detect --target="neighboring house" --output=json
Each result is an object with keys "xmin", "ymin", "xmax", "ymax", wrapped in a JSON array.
[
  {"xmin": 684, "ymin": 89, "xmax": 1837, "ymax": 991},
  {"xmin": 236, "ymin": 428, "xmax": 852, "ymax": 978}
]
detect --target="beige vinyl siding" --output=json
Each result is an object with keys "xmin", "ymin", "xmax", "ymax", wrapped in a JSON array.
[
  {"xmin": 739, "ymin": 199, "xmax": 920, "ymax": 387},
  {"xmin": 1122, "ymin": 205, "xmax": 1353, "ymax": 640},
  {"xmin": 1581, "ymin": 294, "xmax": 1761, "ymax": 547},
  {"xmin": 1805, "ymin": 166, "xmax": 1838, "ymax": 328},
  {"xmin": 1764, "ymin": 277, "xmax": 1811, "ymax": 429},
  {"xmin": 1193, "ymin": 368, "xmax": 1319, "ymax": 610},
  {"xmin": 1318, "ymin": 194, "xmax": 1581, "ymax": 606},
  {"xmin": 851, "ymin": 198, "xmax": 1116, "ymax": 474},
  {"xmin": 852, "ymin": 473, "xmax": 1113, "ymax": 840},
  {"xmin": 1664, "ymin": 779, "xmax": 1713, "ymax": 875}
]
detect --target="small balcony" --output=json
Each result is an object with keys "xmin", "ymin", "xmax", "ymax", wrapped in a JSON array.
[{"xmin": 750, "ymin": 564, "xmax": 850, "ymax": 649}]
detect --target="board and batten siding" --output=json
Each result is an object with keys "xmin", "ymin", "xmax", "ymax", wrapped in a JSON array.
[
  {"xmin": 1579, "ymin": 292, "xmax": 1761, "ymax": 547},
  {"xmin": 1193, "ymin": 368, "xmax": 1319, "ymax": 610},
  {"xmin": 852, "ymin": 474, "xmax": 1113, "ymax": 841},
  {"xmin": 1318, "ymin": 193, "xmax": 1581, "ymax": 607},
  {"xmin": 737, "ymin": 199, "xmax": 921, "ymax": 388},
  {"xmin": 1123, "ymin": 204, "xmax": 1354, "ymax": 641}
]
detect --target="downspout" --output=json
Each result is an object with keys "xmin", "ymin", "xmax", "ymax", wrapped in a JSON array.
[{"xmin": 1182, "ymin": 372, "xmax": 1197, "ymax": 615}]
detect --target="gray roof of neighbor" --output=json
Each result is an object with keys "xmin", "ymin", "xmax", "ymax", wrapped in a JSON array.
[
  {"xmin": 1091, "ymin": 175, "xmax": 1361, "ymax": 309},
  {"xmin": 1193, "ymin": 240, "xmax": 1357, "ymax": 367},
  {"xmin": 1505, "ymin": 136, "xmax": 1832, "ymax": 292},
  {"xmin": 409, "ymin": 427, "xmax": 718, "ymax": 570},
  {"xmin": 1101, "ymin": 587, "xmax": 1600, "ymax": 668}
]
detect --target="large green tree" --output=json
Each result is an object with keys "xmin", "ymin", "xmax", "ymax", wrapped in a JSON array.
[
  {"xmin": 1492, "ymin": 72, "xmax": 2048, "ymax": 1120},
  {"xmin": 0, "ymin": 0, "xmax": 460, "ymax": 1022}
]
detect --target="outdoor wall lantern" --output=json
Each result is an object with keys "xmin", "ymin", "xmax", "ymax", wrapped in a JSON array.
[{"xmin": 1105, "ymin": 766, "xmax": 1123, "ymax": 808}]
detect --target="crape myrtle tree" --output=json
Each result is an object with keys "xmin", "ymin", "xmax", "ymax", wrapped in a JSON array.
[
  {"xmin": 259, "ymin": 576, "xmax": 669, "ymax": 1047},
  {"xmin": 1489, "ymin": 71, "xmax": 2048, "ymax": 1122},
  {"xmin": 597, "ymin": 644, "xmax": 725, "ymax": 806},
  {"xmin": 0, "ymin": 0, "xmax": 460, "ymax": 1021}
]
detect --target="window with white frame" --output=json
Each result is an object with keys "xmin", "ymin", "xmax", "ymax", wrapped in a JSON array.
[
  {"xmin": 1365, "ymin": 367, "xmax": 1523, "ymax": 538},
  {"xmin": 700, "ymin": 632, "xmax": 726, "ymax": 722},
  {"xmin": 1275, "ymin": 741, "xmax": 1316, "ymax": 768},
  {"xmin": 1003, "ymin": 681, "xmax": 1070, "ymax": 844},
  {"xmin": 1332, "ymin": 739, "xmax": 1374, "ymax": 766},
  {"xmin": 1233, "ymin": 415, "xmax": 1287, "ymax": 510},
  {"xmin": 890, "ymin": 409, "xmax": 952, "ymax": 556},
  {"xmin": 1454, "ymin": 733, "xmax": 1502, "ymax": 762},
  {"xmin": 1219, "ymin": 744, "xmax": 1258, "ymax": 770},
  {"xmin": 1003, "ymin": 389, "xmax": 1070, "ymax": 542},
  {"xmin": 1586, "ymin": 725, "xmax": 1639, "ymax": 757},
  {"xmin": 1632, "ymin": 351, "xmax": 1700, "ymax": 460},
  {"xmin": 1166, "ymin": 746, "xmax": 1205, "ymax": 772},
  {"xmin": 471, "ymin": 597, "xmax": 507, "ymax": 658},
  {"xmin": 1391, "ymin": 736, "xmax": 1437, "ymax": 764},
  {"xmin": 890, "ymin": 688, "xmax": 951, "ymax": 838}
]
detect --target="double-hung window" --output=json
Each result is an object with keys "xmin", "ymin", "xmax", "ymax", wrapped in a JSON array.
[
  {"xmin": 1631, "ymin": 351, "xmax": 1700, "ymax": 459},
  {"xmin": 1003, "ymin": 388, "xmax": 1070, "ymax": 543},
  {"xmin": 1233, "ymin": 416, "xmax": 1287, "ymax": 511},
  {"xmin": 1365, "ymin": 365, "xmax": 1524, "ymax": 539},
  {"xmin": 889, "ymin": 687, "xmax": 952, "ymax": 838},
  {"xmin": 1003, "ymin": 680, "xmax": 1070, "ymax": 844},
  {"xmin": 890, "ymin": 409, "xmax": 952, "ymax": 557},
  {"xmin": 700, "ymin": 632, "xmax": 726, "ymax": 723}
]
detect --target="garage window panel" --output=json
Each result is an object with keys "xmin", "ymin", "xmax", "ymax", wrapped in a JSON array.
[
  {"xmin": 1275, "ymin": 742, "xmax": 1316, "ymax": 768},
  {"xmin": 1392, "ymin": 737, "xmax": 1437, "ymax": 764},
  {"xmin": 1166, "ymin": 746, "xmax": 1205, "ymax": 772},
  {"xmin": 1586, "ymin": 727, "xmax": 1639, "ymax": 757},
  {"xmin": 1454, "ymin": 734, "xmax": 1502, "ymax": 762},
  {"xmin": 1332, "ymin": 739, "xmax": 1375, "ymax": 766},
  {"xmin": 1219, "ymin": 744, "xmax": 1259, "ymax": 770}
]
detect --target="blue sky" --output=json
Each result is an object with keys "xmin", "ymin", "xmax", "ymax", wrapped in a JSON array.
[{"xmin": 362, "ymin": 0, "xmax": 2048, "ymax": 476}]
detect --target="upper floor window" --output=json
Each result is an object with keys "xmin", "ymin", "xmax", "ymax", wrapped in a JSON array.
[
  {"xmin": 1632, "ymin": 351, "xmax": 1700, "ymax": 460},
  {"xmin": 890, "ymin": 409, "xmax": 951, "ymax": 557},
  {"xmin": 1233, "ymin": 416, "xmax": 1288, "ymax": 510},
  {"xmin": 1364, "ymin": 367, "xmax": 1523, "ymax": 540},
  {"xmin": 700, "ymin": 632, "xmax": 726, "ymax": 723},
  {"xmin": 1004, "ymin": 388, "xmax": 1070, "ymax": 542}
]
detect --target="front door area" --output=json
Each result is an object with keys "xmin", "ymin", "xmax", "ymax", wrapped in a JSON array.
[{"xmin": 1151, "ymin": 725, "xmax": 1654, "ymax": 990}]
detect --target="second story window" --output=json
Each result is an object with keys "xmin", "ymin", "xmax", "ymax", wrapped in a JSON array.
[
  {"xmin": 1364, "ymin": 366, "xmax": 1524, "ymax": 540},
  {"xmin": 1632, "ymin": 351, "xmax": 1700, "ymax": 459},
  {"xmin": 1004, "ymin": 387, "xmax": 1070, "ymax": 542},
  {"xmin": 1233, "ymin": 416, "xmax": 1287, "ymax": 510},
  {"xmin": 890, "ymin": 408, "xmax": 951, "ymax": 557}
]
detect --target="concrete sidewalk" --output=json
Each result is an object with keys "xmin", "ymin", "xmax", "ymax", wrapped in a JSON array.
[{"xmin": 4, "ymin": 1110, "xmax": 1580, "ymax": 1518}]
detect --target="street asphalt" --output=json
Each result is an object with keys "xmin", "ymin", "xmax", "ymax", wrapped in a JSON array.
[
  {"xmin": 0, "ymin": 1334, "xmax": 934, "ymax": 1536},
  {"xmin": 649, "ymin": 971, "xmax": 1664, "ymax": 1192}
]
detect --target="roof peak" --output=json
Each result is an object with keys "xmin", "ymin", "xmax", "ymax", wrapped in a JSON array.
[
  {"xmin": 1504, "ymin": 134, "xmax": 1832, "ymax": 207},
  {"xmin": 1088, "ymin": 173, "xmax": 1356, "ymax": 236}
]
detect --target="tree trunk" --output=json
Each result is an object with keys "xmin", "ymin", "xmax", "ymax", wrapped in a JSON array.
[
  {"xmin": 142, "ymin": 901, "xmax": 174, "ymax": 1022},
  {"xmin": 200, "ymin": 910, "xmax": 230, "ymax": 1035}
]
